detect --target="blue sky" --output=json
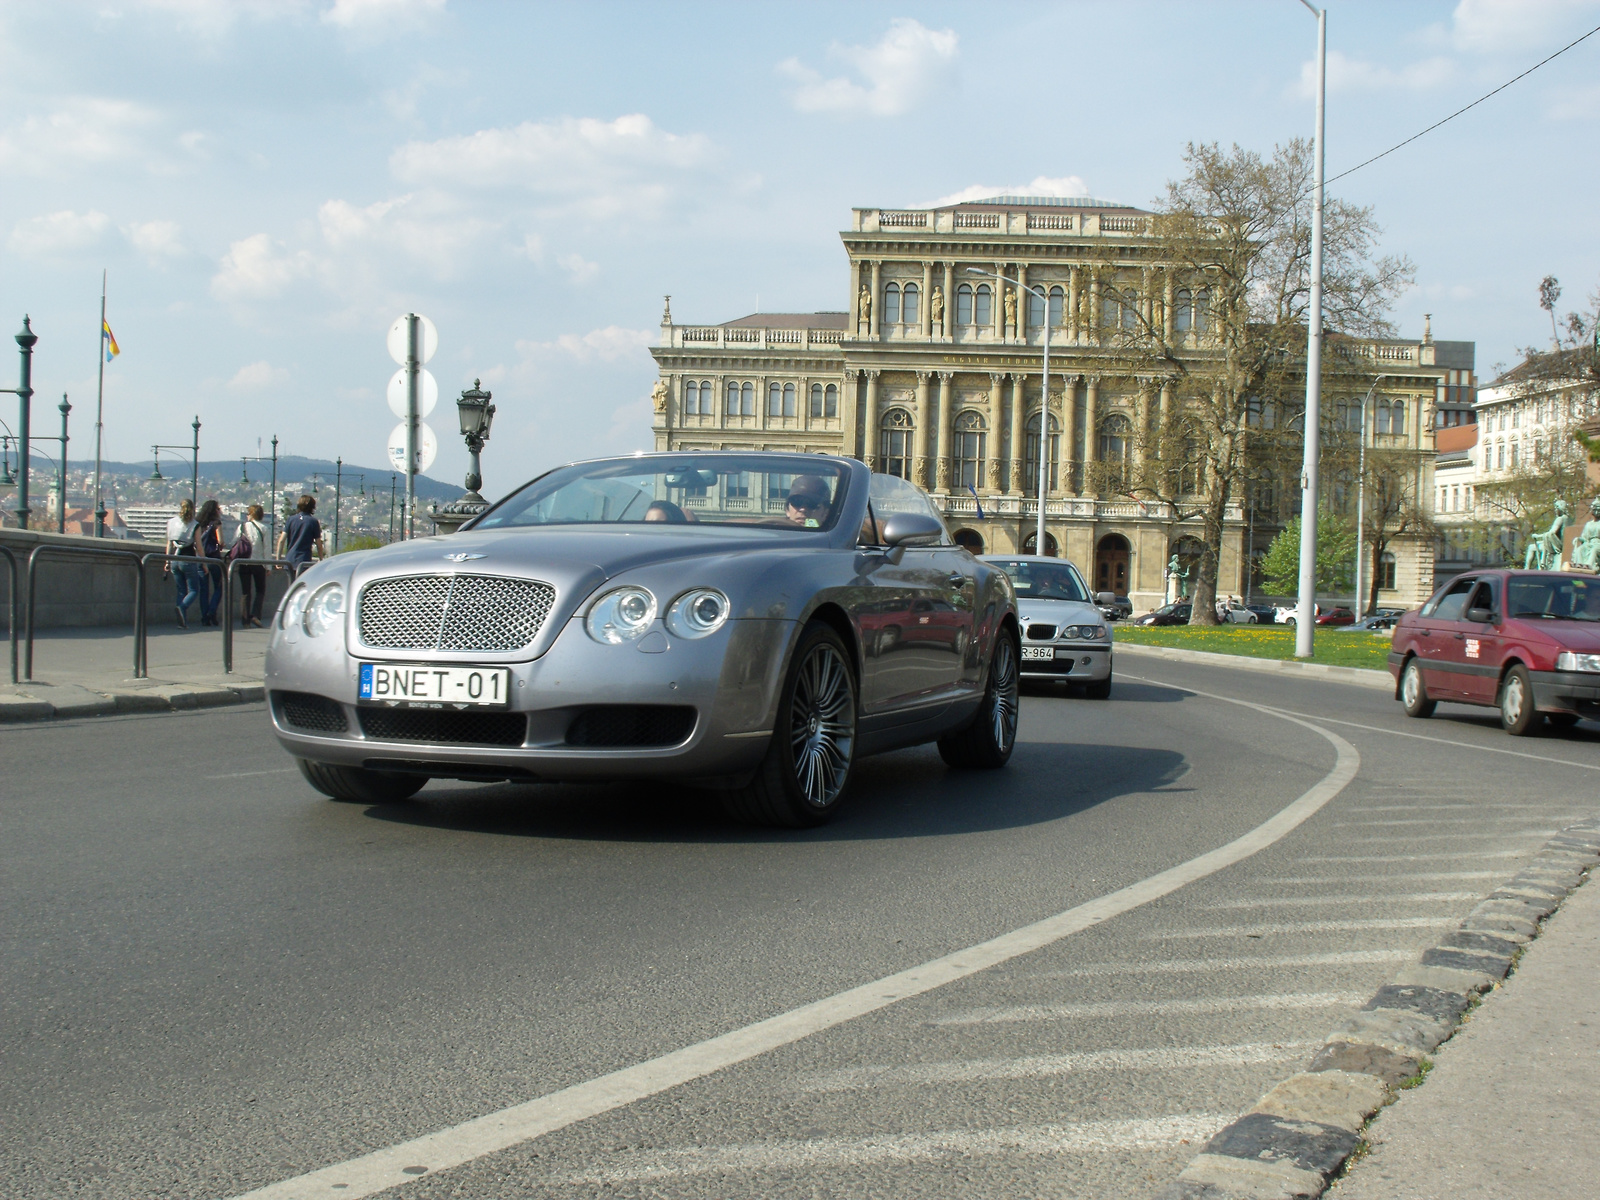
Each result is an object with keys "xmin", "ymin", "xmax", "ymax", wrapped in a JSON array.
[{"xmin": 2, "ymin": 0, "xmax": 1598, "ymax": 491}]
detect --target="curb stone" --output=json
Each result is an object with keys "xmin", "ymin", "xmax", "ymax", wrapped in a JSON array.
[
  {"xmin": 0, "ymin": 681, "xmax": 264, "ymax": 722},
  {"xmin": 1153, "ymin": 818, "xmax": 1600, "ymax": 1200},
  {"xmin": 1115, "ymin": 641, "xmax": 1392, "ymax": 690}
]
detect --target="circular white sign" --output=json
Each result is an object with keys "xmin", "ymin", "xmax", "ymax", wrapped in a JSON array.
[
  {"xmin": 386, "ymin": 313, "xmax": 438, "ymax": 365},
  {"xmin": 387, "ymin": 420, "xmax": 438, "ymax": 474},
  {"xmin": 386, "ymin": 367, "xmax": 438, "ymax": 418}
]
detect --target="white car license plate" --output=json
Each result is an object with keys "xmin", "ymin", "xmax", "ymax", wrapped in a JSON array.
[
  {"xmin": 1021, "ymin": 646, "xmax": 1054, "ymax": 661},
  {"xmin": 359, "ymin": 663, "xmax": 510, "ymax": 707}
]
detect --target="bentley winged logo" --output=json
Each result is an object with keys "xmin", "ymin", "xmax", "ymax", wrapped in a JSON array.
[{"xmin": 444, "ymin": 552, "xmax": 486, "ymax": 562}]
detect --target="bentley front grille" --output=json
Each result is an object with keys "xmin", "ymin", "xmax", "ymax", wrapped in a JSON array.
[{"xmin": 358, "ymin": 574, "xmax": 556, "ymax": 652}]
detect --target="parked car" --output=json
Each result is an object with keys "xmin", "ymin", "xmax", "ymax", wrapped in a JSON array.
[
  {"xmin": 265, "ymin": 452, "xmax": 1021, "ymax": 826},
  {"xmin": 1220, "ymin": 600, "xmax": 1257, "ymax": 624},
  {"xmin": 1136, "ymin": 602, "xmax": 1192, "ymax": 626},
  {"xmin": 1316, "ymin": 607, "xmax": 1357, "ymax": 627},
  {"xmin": 1097, "ymin": 594, "xmax": 1133, "ymax": 622},
  {"xmin": 1247, "ymin": 604, "xmax": 1278, "ymax": 624},
  {"xmin": 983, "ymin": 556, "xmax": 1113, "ymax": 698},
  {"xmin": 1338, "ymin": 614, "xmax": 1397, "ymax": 633},
  {"xmin": 1390, "ymin": 569, "xmax": 1600, "ymax": 736}
]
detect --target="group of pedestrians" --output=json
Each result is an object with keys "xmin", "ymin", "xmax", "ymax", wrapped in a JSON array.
[{"xmin": 164, "ymin": 494, "xmax": 327, "ymax": 630}]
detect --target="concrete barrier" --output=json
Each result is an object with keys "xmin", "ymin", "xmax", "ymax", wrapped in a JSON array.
[{"xmin": 0, "ymin": 528, "xmax": 291, "ymax": 631}]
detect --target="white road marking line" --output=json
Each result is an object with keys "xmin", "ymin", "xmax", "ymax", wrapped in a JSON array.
[
  {"xmin": 1145, "ymin": 917, "xmax": 1451, "ymax": 940},
  {"xmin": 931, "ymin": 992, "xmax": 1363, "ymax": 1026},
  {"xmin": 1202, "ymin": 891, "xmax": 1479, "ymax": 909},
  {"xmin": 1343, "ymin": 830, "xmax": 1554, "ymax": 843},
  {"xmin": 1334, "ymin": 815, "xmax": 1573, "ymax": 827},
  {"xmin": 1271, "ymin": 871, "xmax": 1504, "ymax": 884},
  {"xmin": 554, "ymin": 1114, "xmax": 1234, "ymax": 1183},
  {"xmin": 798, "ymin": 1041, "xmax": 1320, "ymax": 1092},
  {"xmin": 1298, "ymin": 850, "xmax": 1524, "ymax": 863},
  {"xmin": 1034, "ymin": 950, "xmax": 1411, "ymax": 978},
  {"xmin": 1347, "ymin": 803, "xmax": 1560, "ymax": 812},
  {"xmin": 226, "ymin": 692, "xmax": 1360, "ymax": 1200},
  {"xmin": 205, "ymin": 768, "xmax": 297, "ymax": 779}
]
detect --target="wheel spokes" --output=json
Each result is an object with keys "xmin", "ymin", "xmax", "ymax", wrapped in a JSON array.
[{"xmin": 790, "ymin": 644, "xmax": 855, "ymax": 807}]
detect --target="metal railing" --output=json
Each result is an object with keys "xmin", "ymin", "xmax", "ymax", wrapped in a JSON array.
[
  {"xmin": 24, "ymin": 542, "xmax": 145, "ymax": 680},
  {"xmin": 134, "ymin": 551, "xmax": 297, "ymax": 675},
  {"xmin": 1, "ymin": 546, "xmax": 17, "ymax": 684}
]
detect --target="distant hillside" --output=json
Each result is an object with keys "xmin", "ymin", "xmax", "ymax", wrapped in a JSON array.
[{"xmin": 61, "ymin": 455, "xmax": 465, "ymax": 503}]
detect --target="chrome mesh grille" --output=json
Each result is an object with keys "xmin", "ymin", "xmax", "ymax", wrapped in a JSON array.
[{"xmin": 358, "ymin": 574, "xmax": 555, "ymax": 652}]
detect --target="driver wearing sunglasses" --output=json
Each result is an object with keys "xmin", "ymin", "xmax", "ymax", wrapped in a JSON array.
[{"xmin": 783, "ymin": 475, "xmax": 832, "ymax": 526}]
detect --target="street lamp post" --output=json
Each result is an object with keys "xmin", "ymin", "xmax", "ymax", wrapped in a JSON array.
[
  {"xmin": 1293, "ymin": 0, "xmax": 1328, "ymax": 657},
  {"xmin": 239, "ymin": 434, "xmax": 280, "ymax": 548},
  {"xmin": 55, "ymin": 394, "xmax": 70, "ymax": 533},
  {"xmin": 334, "ymin": 457, "xmax": 342, "ymax": 554},
  {"xmin": 388, "ymin": 472, "xmax": 397, "ymax": 544},
  {"xmin": 1351, "ymin": 374, "xmax": 1391, "ymax": 617},
  {"xmin": 12, "ymin": 316, "xmax": 36, "ymax": 529},
  {"xmin": 966, "ymin": 270, "xmax": 1053, "ymax": 556},
  {"xmin": 151, "ymin": 416, "xmax": 201, "ymax": 509},
  {"xmin": 428, "ymin": 380, "xmax": 496, "ymax": 534}
]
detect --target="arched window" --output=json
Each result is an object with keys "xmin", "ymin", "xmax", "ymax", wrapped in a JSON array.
[
  {"xmin": 726, "ymin": 380, "xmax": 740, "ymax": 415},
  {"xmin": 1193, "ymin": 289, "xmax": 1211, "ymax": 332},
  {"xmin": 1379, "ymin": 551, "xmax": 1397, "ymax": 591},
  {"xmin": 974, "ymin": 283, "xmax": 992, "ymax": 327},
  {"xmin": 1173, "ymin": 289, "xmax": 1193, "ymax": 332},
  {"xmin": 1022, "ymin": 530, "xmax": 1059, "ymax": 557},
  {"xmin": 740, "ymin": 381, "xmax": 754, "ymax": 416},
  {"xmin": 953, "ymin": 528, "xmax": 985, "ymax": 554},
  {"xmin": 1122, "ymin": 292, "xmax": 1139, "ymax": 329},
  {"xmin": 1023, "ymin": 411, "xmax": 1060, "ymax": 493},
  {"xmin": 783, "ymin": 382, "xmax": 796, "ymax": 417},
  {"xmin": 883, "ymin": 282, "xmax": 901, "ymax": 326},
  {"xmin": 1099, "ymin": 413, "xmax": 1130, "ymax": 466},
  {"xmin": 1510, "ymin": 441, "xmax": 1519, "ymax": 469},
  {"xmin": 1391, "ymin": 400, "xmax": 1406, "ymax": 436},
  {"xmin": 1374, "ymin": 402, "xmax": 1389, "ymax": 435},
  {"xmin": 768, "ymin": 382, "xmax": 783, "ymax": 417},
  {"xmin": 901, "ymin": 282, "xmax": 918, "ymax": 326},
  {"xmin": 683, "ymin": 380, "xmax": 699, "ymax": 416},
  {"xmin": 1048, "ymin": 285, "xmax": 1064, "ymax": 327},
  {"xmin": 1027, "ymin": 288, "xmax": 1045, "ymax": 329},
  {"xmin": 825, "ymin": 383, "xmax": 838, "ymax": 417},
  {"xmin": 955, "ymin": 411, "xmax": 986, "ymax": 490},
  {"xmin": 879, "ymin": 408, "xmax": 913, "ymax": 479},
  {"xmin": 1102, "ymin": 294, "xmax": 1120, "ymax": 328},
  {"xmin": 810, "ymin": 383, "xmax": 824, "ymax": 418},
  {"xmin": 956, "ymin": 283, "xmax": 974, "ymax": 325}
]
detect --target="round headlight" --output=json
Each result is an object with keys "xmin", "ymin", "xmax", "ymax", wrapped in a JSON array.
[
  {"xmin": 586, "ymin": 586, "xmax": 658, "ymax": 644},
  {"xmin": 303, "ymin": 583, "xmax": 345, "ymax": 637},
  {"xmin": 280, "ymin": 585, "xmax": 309, "ymax": 631},
  {"xmin": 666, "ymin": 588, "xmax": 730, "ymax": 638}
]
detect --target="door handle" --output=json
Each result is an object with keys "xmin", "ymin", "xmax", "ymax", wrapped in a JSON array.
[
  {"xmin": 1419, "ymin": 629, "xmax": 1431, "ymax": 637},
  {"xmin": 1455, "ymin": 632, "xmax": 1465, "ymax": 640},
  {"xmin": 947, "ymin": 573, "xmax": 968, "ymax": 587}
]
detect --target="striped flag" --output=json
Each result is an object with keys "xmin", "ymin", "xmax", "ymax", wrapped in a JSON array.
[{"xmin": 103, "ymin": 319, "xmax": 120, "ymax": 362}]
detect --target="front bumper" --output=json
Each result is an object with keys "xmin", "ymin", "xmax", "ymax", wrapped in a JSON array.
[
  {"xmin": 1019, "ymin": 641, "xmax": 1113, "ymax": 681},
  {"xmin": 1530, "ymin": 669, "xmax": 1600, "ymax": 717},
  {"xmin": 264, "ymin": 616, "xmax": 795, "ymax": 782}
]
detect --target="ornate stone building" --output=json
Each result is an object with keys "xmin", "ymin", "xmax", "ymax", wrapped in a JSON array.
[{"xmin": 650, "ymin": 195, "xmax": 1466, "ymax": 610}]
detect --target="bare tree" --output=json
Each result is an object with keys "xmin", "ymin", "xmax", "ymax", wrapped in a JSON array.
[
  {"xmin": 1356, "ymin": 448, "xmax": 1433, "ymax": 615},
  {"xmin": 1096, "ymin": 140, "xmax": 1413, "ymax": 623}
]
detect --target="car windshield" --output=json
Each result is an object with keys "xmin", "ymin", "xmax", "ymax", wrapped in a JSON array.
[
  {"xmin": 1507, "ymin": 575, "xmax": 1600, "ymax": 621},
  {"xmin": 473, "ymin": 455, "xmax": 848, "ymax": 532},
  {"xmin": 991, "ymin": 561, "xmax": 1087, "ymax": 602}
]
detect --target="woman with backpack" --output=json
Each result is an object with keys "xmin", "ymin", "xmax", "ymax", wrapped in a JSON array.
[
  {"xmin": 193, "ymin": 499, "xmax": 225, "ymax": 627},
  {"xmin": 234, "ymin": 504, "xmax": 268, "ymax": 628},
  {"xmin": 165, "ymin": 498, "xmax": 201, "ymax": 630}
]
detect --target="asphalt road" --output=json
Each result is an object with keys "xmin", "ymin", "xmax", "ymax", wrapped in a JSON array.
[{"xmin": 5, "ymin": 654, "xmax": 1599, "ymax": 1199}]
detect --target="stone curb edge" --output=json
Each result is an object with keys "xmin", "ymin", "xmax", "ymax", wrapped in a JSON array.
[
  {"xmin": 1153, "ymin": 817, "xmax": 1600, "ymax": 1200},
  {"xmin": 0, "ymin": 682, "xmax": 265, "ymax": 722},
  {"xmin": 1116, "ymin": 641, "xmax": 1394, "ymax": 690}
]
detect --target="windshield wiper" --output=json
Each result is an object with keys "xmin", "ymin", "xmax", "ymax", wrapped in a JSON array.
[{"xmin": 1512, "ymin": 611, "xmax": 1554, "ymax": 618}]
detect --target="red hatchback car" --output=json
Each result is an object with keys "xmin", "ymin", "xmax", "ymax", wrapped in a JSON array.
[{"xmin": 1389, "ymin": 570, "xmax": 1600, "ymax": 735}]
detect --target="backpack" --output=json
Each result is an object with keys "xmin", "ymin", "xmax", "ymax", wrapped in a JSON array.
[{"xmin": 228, "ymin": 519, "xmax": 257, "ymax": 562}]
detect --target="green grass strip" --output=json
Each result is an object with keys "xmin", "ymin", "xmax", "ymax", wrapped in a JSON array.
[{"xmin": 1114, "ymin": 623, "xmax": 1393, "ymax": 671}]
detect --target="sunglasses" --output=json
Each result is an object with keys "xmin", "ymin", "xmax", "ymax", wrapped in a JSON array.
[{"xmin": 786, "ymin": 495, "xmax": 826, "ymax": 511}]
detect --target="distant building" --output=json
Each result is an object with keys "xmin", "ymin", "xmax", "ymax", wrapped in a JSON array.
[{"xmin": 121, "ymin": 504, "xmax": 181, "ymax": 543}]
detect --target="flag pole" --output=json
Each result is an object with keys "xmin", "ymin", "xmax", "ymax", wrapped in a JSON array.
[{"xmin": 93, "ymin": 269, "xmax": 108, "ymax": 538}]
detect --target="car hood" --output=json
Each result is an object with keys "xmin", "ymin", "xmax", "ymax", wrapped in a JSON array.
[
  {"xmin": 1017, "ymin": 597, "xmax": 1104, "ymax": 626},
  {"xmin": 1507, "ymin": 618, "xmax": 1600, "ymax": 651}
]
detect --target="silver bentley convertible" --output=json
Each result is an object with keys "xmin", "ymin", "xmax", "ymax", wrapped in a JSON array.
[{"xmin": 265, "ymin": 451, "xmax": 1020, "ymax": 826}]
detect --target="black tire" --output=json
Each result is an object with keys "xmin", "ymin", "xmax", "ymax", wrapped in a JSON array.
[
  {"xmin": 1499, "ymin": 665, "xmax": 1541, "ymax": 736},
  {"xmin": 1083, "ymin": 670, "xmax": 1112, "ymax": 700},
  {"xmin": 296, "ymin": 758, "xmax": 426, "ymax": 804},
  {"xmin": 938, "ymin": 625, "xmax": 1020, "ymax": 769},
  {"xmin": 721, "ymin": 623, "xmax": 858, "ymax": 827},
  {"xmin": 1548, "ymin": 712, "xmax": 1581, "ymax": 730},
  {"xmin": 1400, "ymin": 657, "xmax": 1435, "ymax": 718}
]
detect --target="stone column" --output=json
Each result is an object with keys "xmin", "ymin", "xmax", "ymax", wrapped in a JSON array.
[
  {"xmin": 986, "ymin": 372, "xmax": 1005, "ymax": 494},
  {"xmin": 1068, "ymin": 265, "xmax": 1081, "ymax": 345},
  {"xmin": 868, "ymin": 261, "xmax": 882, "ymax": 339},
  {"xmin": 1140, "ymin": 267, "xmax": 1153, "ymax": 331},
  {"xmin": 1088, "ymin": 270, "xmax": 1101, "ymax": 345},
  {"xmin": 913, "ymin": 371, "xmax": 932, "ymax": 488},
  {"xmin": 1059, "ymin": 375, "xmax": 1078, "ymax": 497},
  {"xmin": 941, "ymin": 262, "xmax": 954, "ymax": 340},
  {"xmin": 1162, "ymin": 271, "xmax": 1174, "ymax": 341},
  {"xmin": 1158, "ymin": 379, "xmax": 1173, "ymax": 453},
  {"xmin": 863, "ymin": 370, "xmax": 881, "ymax": 468},
  {"xmin": 992, "ymin": 264, "xmax": 1004, "ymax": 341},
  {"xmin": 921, "ymin": 261, "xmax": 934, "ymax": 339},
  {"xmin": 841, "ymin": 368, "xmax": 860, "ymax": 456},
  {"xmin": 849, "ymin": 260, "xmax": 861, "ymax": 334},
  {"xmin": 1008, "ymin": 375, "xmax": 1027, "ymax": 494},
  {"xmin": 1084, "ymin": 374, "xmax": 1101, "ymax": 483},
  {"xmin": 937, "ymin": 372, "xmax": 955, "ymax": 491},
  {"xmin": 1135, "ymin": 378, "xmax": 1152, "ymax": 477},
  {"xmin": 1016, "ymin": 262, "xmax": 1028, "ymax": 343}
]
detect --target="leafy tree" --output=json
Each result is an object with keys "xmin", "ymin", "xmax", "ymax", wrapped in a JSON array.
[
  {"xmin": 1259, "ymin": 512, "xmax": 1356, "ymax": 597},
  {"xmin": 1355, "ymin": 448, "xmax": 1433, "ymax": 615}
]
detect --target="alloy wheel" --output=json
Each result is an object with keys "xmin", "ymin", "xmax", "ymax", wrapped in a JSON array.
[
  {"xmin": 989, "ymin": 635, "xmax": 1019, "ymax": 754},
  {"xmin": 789, "ymin": 643, "xmax": 855, "ymax": 808},
  {"xmin": 1502, "ymin": 674, "xmax": 1525, "ymax": 725}
]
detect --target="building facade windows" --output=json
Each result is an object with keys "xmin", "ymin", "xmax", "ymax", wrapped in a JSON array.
[
  {"xmin": 810, "ymin": 382, "xmax": 839, "ymax": 419},
  {"xmin": 1379, "ymin": 551, "xmax": 1397, "ymax": 591},
  {"xmin": 768, "ymin": 381, "xmax": 797, "ymax": 418},
  {"xmin": 879, "ymin": 408, "xmax": 913, "ymax": 479},
  {"xmin": 684, "ymin": 379, "xmax": 714, "ymax": 416},
  {"xmin": 955, "ymin": 283, "xmax": 992, "ymax": 327},
  {"xmin": 1099, "ymin": 413, "xmax": 1131, "ymax": 470},
  {"xmin": 727, "ymin": 380, "xmax": 755, "ymax": 417},
  {"xmin": 1023, "ymin": 412, "xmax": 1060, "ymax": 493},
  {"xmin": 954, "ymin": 411, "xmax": 986, "ymax": 489}
]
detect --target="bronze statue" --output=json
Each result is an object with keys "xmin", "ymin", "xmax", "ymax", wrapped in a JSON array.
[
  {"xmin": 1573, "ymin": 497, "xmax": 1600, "ymax": 572},
  {"xmin": 1524, "ymin": 498, "xmax": 1571, "ymax": 570},
  {"xmin": 1167, "ymin": 553, "xmax": 1191, "ymax": 599}
]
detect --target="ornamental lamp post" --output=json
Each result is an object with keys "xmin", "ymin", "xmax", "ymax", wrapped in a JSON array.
[
  {"xmin": 430, "ymin": 379, "xmax": 495, "ymax": 534},
  {"xmin": 12, "ymin": 316, "xmax": 36, "ymax": 529}
]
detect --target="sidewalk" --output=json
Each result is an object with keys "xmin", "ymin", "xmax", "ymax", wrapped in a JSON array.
[
  {"xmin": 1329, "ymin": 862, "xmax": 1600, "ymax": 1199},
  {"xmin": 0, "ymin": 625, "xmax": 268, "ymax": 720}
]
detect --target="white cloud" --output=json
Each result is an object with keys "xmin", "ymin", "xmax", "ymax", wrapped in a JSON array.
[
  {"xmin": 390, "ymin": 114, "xmax": 712, "ymax": 216},
  {"xmin": 321, "ymin": 0, "xmax": 445, "ymax": 28},
  {"xmin": 1296, "ymin": 50, "xmax": 1455, "ymax": 97},
  {"xmin": 780, "ymin": 19, "xmax": 958, "ymax": 117},
  {"xmin": 124, "ymin": 219, "xmax": 185, "ymax": 260},
  {"xmin": 515, "ymin": 326, "xmax": 653, "ymax": 364},
  {"xmin": 925, "ymin": 175, "xmax": 1092, "ymax": 208},
  {"xmin": 1548, "ymin": 82, "xmax": 1600, "ymax": 120},
  {"xmin": 211, "ymin": 233, "xmax": 314, "ymax": 300},
  {"xmin": 0, "ymin": 98, "xmax": 160, "ymax": 173},
  {"xmin": 227, "ymin": 360, "xmax": 290, "ymax": 390},
  {"xmin": 1448, "ymin": 0, "xmax": 1600, "ymax": 54},
  {"xmin": 557, "ymin": 252, "xmax": 599, "ymax": 284},
  {"xmin": 7, "ymin": 210, "xmax": 111, "ymax": 256}
]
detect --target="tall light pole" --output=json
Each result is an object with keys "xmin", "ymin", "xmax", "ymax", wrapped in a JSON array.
[
  {"xmin": 966, "ymin": 269, "xmax": 1054, "ymax": 556},
  {"xmin": 12, "ymin": 317, "xmax": 36, "ymax": 529},
  {"xmin": 1294, "ymin": 0, "xmax": 1327, "ymax": 657},
  {"xmin": 1352, "ymin": 374, "xmax": 1391, "ymax": 617},
  {"xmin": 56, "ymin": 394, "xmax": 70, "ymax": 533}
]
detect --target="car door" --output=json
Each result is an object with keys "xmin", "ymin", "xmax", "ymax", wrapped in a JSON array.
[
  {"xmin": 1417, "ymin": 576, "xmax": 1476, "ymax": 697},
  {"xmin": 1453, "ymin": 578, "xmax": 1503, "ymax": 704}
]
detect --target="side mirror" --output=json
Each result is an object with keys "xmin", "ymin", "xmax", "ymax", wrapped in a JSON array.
[
  {"xmin": 1096, "ymin": 591, "xmax": 1116, "ymax": 606},
  {"xmin": 881, "ymin": 512, "xmax": 943, "ymax": 548},
  {"xmin": 1467, "ymin": 606, "xmax": 1495, "ymax": 624}
]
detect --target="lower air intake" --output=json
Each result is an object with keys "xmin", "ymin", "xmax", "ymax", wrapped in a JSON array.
[
  {"xmin": 359, "ymin": 707, "xmax": 527, "ymax": 747},
  {"xmin": 565, "ymin": 705, "xmax": 697, "ymax": 748},
  {"xmin": 275, "ymin": 691, "xmax": 348, "ymax": 733}
]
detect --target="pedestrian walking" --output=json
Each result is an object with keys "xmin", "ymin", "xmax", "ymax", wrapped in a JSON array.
[
  {"xmin": 165, "ymin": 498, "xmax": 201, "ymax": 630},
  {"xmin": 194, "ymin": 499, "xmax": 226, "ymax": 626},
  {"xmin": 234, "ymin": 504, "xmax": 268, "ymax": 628},
  {"xmin": 277, "ymin": 494, "xmax": 326, "ymax": 576}
]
